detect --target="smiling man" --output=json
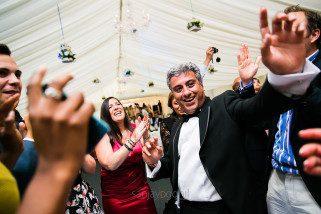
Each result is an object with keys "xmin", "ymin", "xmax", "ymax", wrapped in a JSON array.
[
  {"xmin": 0, "ymin": 44, "xmax": 24, "ymax": 166},
  {"xmin": 0, "ymin": 45, "xmax": 22, "ymax": 99},
  {"xmin": 0, "ymin": 44, "xmax": 38, "ymax": 197},
  {"xmin": 142, "ymin": 8, "xmax": 321, "ymax": 214}
]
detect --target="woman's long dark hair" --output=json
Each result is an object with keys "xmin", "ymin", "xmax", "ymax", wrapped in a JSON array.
[{"xmin": 100, "ymin": 97, "xmax": 133, "ymax": 145}]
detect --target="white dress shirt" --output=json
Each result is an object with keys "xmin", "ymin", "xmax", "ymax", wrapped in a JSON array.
[{"xmin": 177, "ymin": 117, "xmax": 221, "ymax": 201}]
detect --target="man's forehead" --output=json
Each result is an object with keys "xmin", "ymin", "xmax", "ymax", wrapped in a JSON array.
[
  {"xmin": 0, "ymin": 54, "xmax": 17, "ymax": 65},
  {"xmin": 170, "ymin": 71, "xmax": 197, "ymax": 83}
]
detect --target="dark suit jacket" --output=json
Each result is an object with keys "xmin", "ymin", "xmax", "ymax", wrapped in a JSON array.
[
  {"xmin": 153, "ymin": 81, "xmax": 296, "ymax": 214},
  {"xmin": 266, "ymin": 51, "xmax": 321, "ymax": 208}
]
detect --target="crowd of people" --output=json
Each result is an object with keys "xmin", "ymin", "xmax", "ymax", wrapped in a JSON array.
[{"xmin": 0, "ymin": 4, "xmax": 321, "ymax": 214}]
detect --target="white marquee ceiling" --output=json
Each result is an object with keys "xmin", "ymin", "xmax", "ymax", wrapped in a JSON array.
[{"xmin": 0, "ymin": 0, "xmax": 320, "ymax": 115}]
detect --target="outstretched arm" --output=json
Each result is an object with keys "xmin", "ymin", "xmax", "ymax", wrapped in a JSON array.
[{"xmin": 204, "ymin": 47, "xmax": 214, "ymax": 67}]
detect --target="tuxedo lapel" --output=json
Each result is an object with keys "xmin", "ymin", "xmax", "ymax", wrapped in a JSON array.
[
  {"xmin": 172, "ymin": 120, "xmax": 183, "ymax": 191},
  {"xmin": 199, "ymin": 105, "xmax": 210, "ymax": 147}
]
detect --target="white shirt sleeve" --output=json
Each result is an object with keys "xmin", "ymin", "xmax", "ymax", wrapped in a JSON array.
[
  {"xmin": 198, "ymin": 64, "xmax": 208, "ymax": 79},
  {"xmin": 268, "ymin": 60, "xmax": 320, "ymax": 97},
  {"xmin": 145, "ymin": 161, "xmax": 161, "ymax": 178}
]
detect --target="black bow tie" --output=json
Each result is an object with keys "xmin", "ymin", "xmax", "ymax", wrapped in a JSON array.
[{"xmin": 182, "ymin": 108, "xmax": 201, "ymax": 122}]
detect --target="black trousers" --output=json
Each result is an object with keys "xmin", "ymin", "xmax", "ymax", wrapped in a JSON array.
[
  {"xmin": 163, "ymin": 198, "xmax": 232, "ymax": 214},
  {"xmin": 180, "ymin": 199, "xmax": 232, "ymax": 214}
]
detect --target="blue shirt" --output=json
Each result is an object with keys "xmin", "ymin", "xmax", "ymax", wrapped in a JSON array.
[
  {"xmin": 272, "ymin": 110, "xmax": 299, "ymax": 174},
  {"xmin": 272, "ymin": 49, "xmax": 319, "ymax": 174},
  {"xmin": 13, "ymin": 139, "xmax": 38, "ymax": 196}
]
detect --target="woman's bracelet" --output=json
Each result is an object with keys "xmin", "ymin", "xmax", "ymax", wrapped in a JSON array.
[
  {"xmin": 127, "ymin": 139, "xmax": 135, "ymax": 147},
  {"xmin": 124, "ymin": 143, "xmax": 133, "ymax": 152},
  {"xmin": 128, "ymin": 138, "xmax": 136, "ymax": 145}
]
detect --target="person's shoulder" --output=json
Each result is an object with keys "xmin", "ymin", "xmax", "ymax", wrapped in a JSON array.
[{"xmin": 208, "ymin": 91, "xmax": 237, "ymax": 102}]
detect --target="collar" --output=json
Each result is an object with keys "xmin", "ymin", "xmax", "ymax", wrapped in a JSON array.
[
  {"xmin": 307, "ymin": 49, "xmax": 319, "ymax": 62},
  {"xmin": 182, "ymin": 108, "xmax": 202, "ymax": 122},
  {"xmin": 23, "ymin": 137, "xmax": 35, "ymax": 142}
]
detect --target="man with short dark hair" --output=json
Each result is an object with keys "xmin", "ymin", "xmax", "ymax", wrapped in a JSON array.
[{"xmin": 0, "ymin": 43, "xmax": 38, "ymax": 196}]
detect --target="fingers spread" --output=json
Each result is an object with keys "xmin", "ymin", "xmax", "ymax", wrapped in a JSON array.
[
  {"xmin": 259, "ymin": 8, "xmax": 270, "ymax": 38},
  {"xmin": 272, "ymin": 12, "xmax": 287, "ymax": 34},
  {"xmin": 49, "ymin": 74, "xmax": 73, "ymax": 91},
  {"xmin": 27, "ymin": 67, "xmax": 46, "ymax": 108},
  {"xmin": 261, "ymin": 33, "xmax": 272, "ymax": 60},
  {"xmin": 255, "ymin": 56, "xmax": 262, "ymax": 69}
]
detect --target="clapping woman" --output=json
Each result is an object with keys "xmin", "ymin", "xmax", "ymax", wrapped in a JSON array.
[{"xmin": 95, "ymin": 97, "xmax": 156, "ymax": 214}]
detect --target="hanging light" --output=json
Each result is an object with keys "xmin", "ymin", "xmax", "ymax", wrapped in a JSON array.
[
  {"xmin": 57, "ymin": 1, "xmax": 76, "ymax": 63},
  {"xmin": 114, "ymin": 0, "xmax": 150, "ymax": 35},
  {"xmin": 187, "ymin": 0, "xmax": 204, "ymax": 32}
]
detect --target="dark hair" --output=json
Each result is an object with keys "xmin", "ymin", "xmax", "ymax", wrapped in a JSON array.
[
  {"xmin": 167, "ymin": 92, "xmax": 174, "ymax": 109},
  {"xmin": 253, "ymin": 77, "xmax": 260, "ymax": 83},
  {"xmin": 168, "ymin": 92, "xmax": 181, "ymax": 116},
  {"xmin": 100, "ymin": 97, "xmax": 133, "ymax": 145},
  {"xmin": 232, "ymin": 77, "xmax": 241, "ymax": 92},
  {"xmin": 284, "ymin": 5, "xmax": 321, "ymax": 49},
  {"xmin": 0, "ymin": 44, "xmax": 11, "ymax": 56}
]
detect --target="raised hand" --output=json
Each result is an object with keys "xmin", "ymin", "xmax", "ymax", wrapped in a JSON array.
[
  {"xmin": 20, "ymin": 67, "xmax": 95, "ymax": 214},
  {"xmin": 142, "ymin": 137, "xmax": 163, "ymax": 166},
  {"xmin": 260, "ymin": 8, "xmax": 306, "ymax": 75},
  {"xmin": 27, "ymin": 67, "xmax": 94, "ymax": 175},
  {"xmin": 299, "ymin": 128, "xmax": 321, "ymax": 176},
  {"xmin": 237, "ymin": 43, "xmax": 262, "ymax": 85},
  {"xmin": 131, "ymin": 120, "xmax": 147, "ymax": 143},
  {"xmin": 204, "ymin": 47, "xmax": 214, "ymax": 66},
  {"xmin": 0, "ymin": 92, "xmax": 23, "ymax": 169}
]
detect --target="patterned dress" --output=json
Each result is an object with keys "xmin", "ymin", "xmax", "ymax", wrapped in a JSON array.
[{"xmin": 66, "ymin": 174, "xmax": 103, "ymax": 214}]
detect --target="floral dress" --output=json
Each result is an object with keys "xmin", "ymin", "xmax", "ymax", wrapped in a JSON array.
[{"xmin": 66, "ymin": 174, "xmax": 103, "ymax": 214}]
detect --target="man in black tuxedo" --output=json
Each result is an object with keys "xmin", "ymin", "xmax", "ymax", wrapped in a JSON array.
[{"xmin": 142, "ymin": 8, "xmax": 321, "ymax": 214}]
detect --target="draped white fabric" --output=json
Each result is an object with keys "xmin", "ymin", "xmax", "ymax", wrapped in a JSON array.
[{"xmin": 0, "ymin": 0, "xmax": 320, "ymax": 115}]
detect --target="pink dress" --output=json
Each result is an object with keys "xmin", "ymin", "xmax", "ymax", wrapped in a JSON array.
[{"xmin": 100, "ymin": 126, "xmax": 157, "ymax": 214}]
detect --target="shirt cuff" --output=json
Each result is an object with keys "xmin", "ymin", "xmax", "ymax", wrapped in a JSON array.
[
  {"xmin": 145, "ymin": 161, "xmax": 161, "ymax": 178},
  {"xmin": 268, "ymin": 59, "xmax": 320, "ymax": 97}
]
